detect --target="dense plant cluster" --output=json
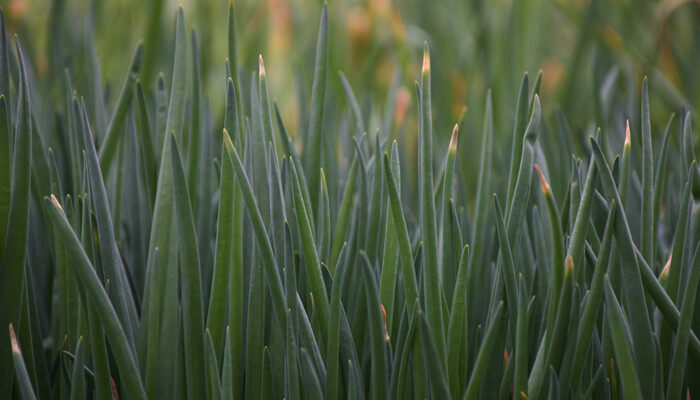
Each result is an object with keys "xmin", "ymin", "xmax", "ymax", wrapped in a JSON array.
[{"xmin": 0, "ymin": 1, "xmax": 699, "ymax": 399}]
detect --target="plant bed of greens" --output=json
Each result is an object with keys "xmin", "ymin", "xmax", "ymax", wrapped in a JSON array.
[{"xmin": 0, "ymin": 2, "xmax": 699, "ymax": 399}]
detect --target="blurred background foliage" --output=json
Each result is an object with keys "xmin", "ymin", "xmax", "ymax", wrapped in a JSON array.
[{"xmin": 3, "ymin": 0, "xmax": 700, "ymax": 198}]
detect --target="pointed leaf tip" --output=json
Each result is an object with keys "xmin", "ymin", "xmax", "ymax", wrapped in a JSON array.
[
  {"xmin": 8, "ymin": 323, "xmax": 19, "ymax": 354},
  {"xmin": 566, "ymin": 256, "xmax": 574, "ymax": 275},
  {"xmin": 625, "ymin": 120, "xmax": 631, "ymax": 146},
  {"xmin": 380, "ymin": 304, "xmax": 390, "ymax": 342},
  {"xmin": 449, "ymin": 124, "xmax": 459, "ymax": 152},
  {"xmin": 534, "ymin": 164, "xmax": 550, "ymax": 194},
  {"xmin": 422, "ymin": 45, "xmax": 430, "ymax": 73},
  {"xmin": 258, "ymin": 54, "xmax": 266, "ymax": 77},
  {"xmin": 50, "ymin": 194, "xmax": 63, "ymax": 212},
  {"xmin": 661, "ymin": 256, "xmax": 671, "ymax": 278}
]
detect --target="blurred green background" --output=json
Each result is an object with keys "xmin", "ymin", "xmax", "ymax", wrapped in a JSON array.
[{"xmin": 4, "ymin": 0, "xmax": 699, "ymax": 188}]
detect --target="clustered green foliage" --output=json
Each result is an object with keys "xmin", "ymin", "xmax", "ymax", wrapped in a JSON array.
[{"xmin": 1, "ymin": 1, "xmax": 700, "ymax": 399}]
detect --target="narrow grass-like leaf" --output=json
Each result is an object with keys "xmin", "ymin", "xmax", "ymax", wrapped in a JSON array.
[
  {"xmin": 300, "ymin": 347, "xmax": 324, "ymax": 400},
  {"xmin": 590, "ymin": 136, "xmax": 656, "ymax": 392},
  {"xmin": 318, "ymin": 168, "xmax": 331, "ymax": 264},
  {"xmin": 227, "ymin": 0, "xmax": 244, "ymax": 141},
  {"xmin": 245, "ymin": 253, "xmax": 264, "ymax": 400},
  {"xmin": 9, "ymin": 324, "xmax": 37, "ymax": 400},
  {"xmin": 339, "ymin": 71, "xmax": 366, "ymax": 135},
  {"xmin": 205, "ymin": 330, "xmax": 222, "ymax": 400},
  {"xmin": 440, "ymin": 125, "xmax": 459, "ymax": 299},
  {"xmin": 467, "ymin": 91, "xmax": 493, "ymax": 326},
  {"xmin": 571, "ymin": 203, "xmax": 616, "ymax": 390},
  {"xmin": 261, "ymin": 347, "xmax": 274, "ymax": 400},
  {"xmin": 632, "ymin": 235, "xmax": 700, "ymax": 363},
  {"xmin": 226, "ymin": 113, "xmax": 245, "ymax": 399},
  {"xmin": 186, "ymin": 30, "xmax": 202, "ymax": 208},
  {"xmin": 534, "ymin": 165, "xmax": 564, "ymax": 334},
  {"xmin": 507, "ymin": 95, "xmax": 540, "ymax": 247},
  {"xmin": 640, "ymin": 78, "xmax": 654, "ymax": 264},
  {"xmin": 666, "ymin": 241, "xmax": 700, "ymax": 400},
  {"xmin": 86, "ymin": 296, "xmax": 111, "ymax": 400},
  {"xmin": 447, "ymin": 245, "xmax": 468, "ymax": 399},
  {"xmin": 514, "ymin": 273, "xmax": 528, "ymax": 399},
  {"xmin": 98, "ymin": 44, "xmax": 142, "ymax": 175},
  {"xmin": 223, "ymin": 132, "xmax": 287, "ymax": 326},
  {"xmin": 652, "ymin": 115, "xmax": 673, "ymax": 241},
  {"xmin": 464, "ymin": 301, "xmax": 505, "ymax": 400},
  {"xmin": 418, "ymin": 44, "xmax": 445, "ymax": 363},
  {"xmin": 666, "ymin": 165, "xmax": 694, "ymax": 303},
  {"xmin": 286, "ymin": 309, "xmax": 301, "ymax": 400},
  {"xmin": 146, "ymin": 10, "xmax": 188, "ymax": 398},
  {"xmin": 360, "ymin": 251, "xmax": 389, "ymax": 400},
  {"xmin": 170, "ymin": 134, "xmax": 206, "ymax": 400},
  {"xmin": 326, "ymin": 244, "xmax": 347, "ymax": 400},
  {"xmin": 222, "ymin": 326, "xmax": 233, "ymax": 399},
  {"xmin": 382, "ymin": 150, "xmax": 420, "ymax": 308},
  {"xmin": 0, "ymin": 44, "xmax": 31, "ymax": 395},
  {"xmin": 604, "ymin": 276, "xmax": 643, "ymax": 400},
  {"xmin": 330, "ymin": 155, "xmax": 359, "ymax": 271},
  {"xmin": 365, "ymin": 134, "xmax": 384, "ymax": 261},
  {"xmin": 207, "ymin": 129, "xmax": 235, "ymax": 362},
  {"xmin": 492, "ymin": 195, "xmax": 519, "ymax": 331},
  {"xmin": 81, "ymin": 98, "xmax": 137, "ymax": 349},
  {"xmin": 305, "ymin": 3, "xmax": 329, "ymax": 215},
  {"xmin": 0, "ymin": 96, "xmax": 9, "ymax": 258},
  {"xmin": 134, "ymin": 81, "xmax": 157, "ymax": 203},
  {"xmin": 68, "ymin": 337, "xmax": 85, "ymax": 400},
  {"xmin": 567, "ymin": 156, "xmax": 597, "ymax": 281},
  {"xmin": 418, "ymin": 308, "xmax": 452, "ymax": 400},
  {"xmin": 44, "ymin": 196, "xmax": 146, "ymax": 400},
  {"xmin": 291, "ymin": 159, "xmax": 330, "ymax": 337},
  {"xmin": 506, "ymin": 73, "xmax": 530, "ymax": 208},
  {"xmin": 379, "ymin": 165, "xmax": 400, "ymax": 333},
  {"xmin": 143, "ymin": 249, "xmax": 160, "ymax": 399},
  {"xmin": 0, "ymin": 13, "xmax": 11, "ymax": 125}
]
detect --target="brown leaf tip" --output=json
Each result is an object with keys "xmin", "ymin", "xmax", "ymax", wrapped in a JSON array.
[
  {"xmin": 624, "ymin": 120, "xmax": 631, "ymax": 147},
  {"xmin": 661, "ymin": 256, "xmax": 671, "ymax": 278},
  {"xmin": 421, "ymin": 47, "xmax": 430, "ymax": 74},
  {"xmin": 50, "ymin": 194, "xmax": 63, "ymax": 212},
  {"xmin": 566, "ymin": 256, "xmax": 574, "ymax": 275},
  {"xmin": 534, "ymin": 164, "xmax": 550, "ymax": 194},
  {"xmin": 258, "ymin": 54, "xmax": 266, "ymax": 77},
  {"xmin": 449, "ymin": 124, "xmax": 459, "ymax": 152},
  {"xmin": 9, "ymin": 323, "xmax": 20, "ymax": 355},
  {"xmin": 380, "ymin": 305, "xmax": 390, "ymax": 342}
]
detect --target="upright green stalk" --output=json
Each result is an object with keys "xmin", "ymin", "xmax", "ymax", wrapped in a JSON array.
[
  {"xmin": 0, "ymin": 46, "xmax": 32, "ymax": 396},
  {"xmin": 144, "ymin": 10, "xmax": 187, "ymax": 399},
  {"xmin": 640, "ymin": 78, "xmax": 654, "ymax": 264},
  {"xmin": 666, "ymin": 242, "xmax": 700, "ymax": 400},
  {"xmin": 418, "ymin": 43, "xmax": 446, "ymax": 364},
  {"xmin": 170, "ymin": 135, "xmax": 206, "ymax": 400},
  {"xmin": 305, "ymin": 3, "xmax": 329, "ymax": 215},
  {"xmin": 440, "ymin": 124, "xmax": 459, "ymax": 298}
]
